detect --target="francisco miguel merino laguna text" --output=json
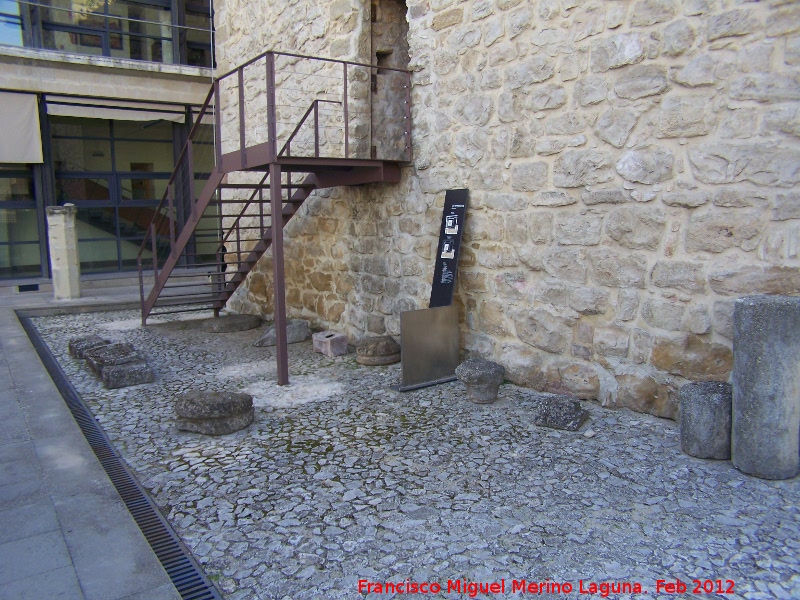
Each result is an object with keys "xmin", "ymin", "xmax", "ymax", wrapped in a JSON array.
[{"xmin": 358, "ymin": 578, "xmax": 648, "ymax": 597}]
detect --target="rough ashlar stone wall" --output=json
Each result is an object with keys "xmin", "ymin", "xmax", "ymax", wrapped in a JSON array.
[
  {"xmin": 214, "ymin": 0, "xmax": 369, "ymax": 72},
  {"xmin": 219, "ymin": 0, "xmax": 800, "ymax": 420}
]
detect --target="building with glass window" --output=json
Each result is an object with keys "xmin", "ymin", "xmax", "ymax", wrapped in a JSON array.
[{"xmin": 0, "ymin": 0, "xmax": 214, "ymax": 280}]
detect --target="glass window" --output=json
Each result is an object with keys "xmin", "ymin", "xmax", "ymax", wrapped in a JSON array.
[
  {"xmin": 75, "ymin": 206, "xmax": 119, "ymax": 271},
  {"xmin": 0, "ymin": 165, "xmax": 42, "ymax": 279},
  {"xmin": 39, "ymin": 0, "xmax": 174, "ymax": 63},
  {"xmin": 115, "ymin": 140, "xmax": 173, "ymax": 172},
  {"xmin": 5, "ymin": 0, "xmax": 212, "ymax": 66},
  {"xmin": 55, "ymin": 177, "xmax": 111, "ymax": 202},
  {"xmin": 119, "ymin": 236, "xmax": 145, "ymax": 269},
  {"xmin": 77, "ymin": 238, "xmax": 119, "ymax": 272},
  {"xmin": 194, "ymin": 204, "xmax": 220, "ymax": 262},
  {"xmin": 0, "ymin": 165, "xmax": 34, "ymax": 202},
  {"xmin": 110, "ymin": 0, "xmax": 173, "ymax": 64},
  {"xmin": 51, "ymin": 116, "xmax": 110, "ymax": 139},
  {"xmin": 185, "ymin": 0, "xmax": 212, "ymax": 67},
  {"xmin": 41, "ymin": 0, "xmax": 99, "ymax": 28},
  {"xmin": 42, "ymin": 28, "xmax": 105, "ymax": 55},
  {"xmin": 191, "ymin": 123, "xmax": 216, "ymax": 184},
  {"xmin": 40, "ymin": 0, "xmax": 107, "ymax": 55},
  {"xmin": 0, "ymin": 208, "xmax": 41, "ymax": 277},
  {"xmin": 48, "ymin": 115, "xmax": 187, "ymax": 272},
  {"xmin": 120, "ymin": 176, "xmax": 167, "ymax": 202},
  {"xmin": 54, "ymin": 140, "xmax": 114, "ymax": 172},
  {"xmin": 185, "ymin": 15, "xmax": 211, "ymax": 67},
  {"xmin": 114, "ymin": 119, "xmax": 173, "ymax": 141},
  {"xmin": 52, "ymin": 117, "xmax": 114, "ymax": 173},
  {"xmin": 119, "ymin": 205, "xmax": 156, "ymax": 233},
  {"xmin": 0, "ymin": 0, "xmax": 23, "ymax": 47}
]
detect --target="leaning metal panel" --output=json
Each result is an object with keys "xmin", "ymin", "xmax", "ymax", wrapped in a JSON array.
[{"xmin": 398, "ymin": 304, "xmax": 460, "ymax": 391}]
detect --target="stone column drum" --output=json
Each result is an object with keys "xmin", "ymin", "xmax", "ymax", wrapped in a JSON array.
[
  {"xmin": 455, "ymin": 358, "xmax": 505, "ymax": 404},
  {"xmin": 46, "ymin": 204, "xmax": 81, "ymax": 300},
  {"xmin": 680, "ymin": 382, "xmax": 732, "ymax": 460},
  {"xmin": 732, "ymin": 296, "xmax": 800, "ymax": 480}
]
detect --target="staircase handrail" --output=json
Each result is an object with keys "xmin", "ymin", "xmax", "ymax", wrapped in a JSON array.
[
  {"xmin": 279, "ymin": 99, "xmax": 341, "ymax": 158},
  {"xmin": 215, "ymin": 50, "xmax": 411, "ymax": 83},
  {"xmin": 136, "ymin": 83, "xmax": 216, "ymax": 262}
]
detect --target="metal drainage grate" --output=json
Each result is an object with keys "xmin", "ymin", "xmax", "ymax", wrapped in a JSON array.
[{"xmin": 19, "ymin": 314, "xmax": 223, "ymax": 600}]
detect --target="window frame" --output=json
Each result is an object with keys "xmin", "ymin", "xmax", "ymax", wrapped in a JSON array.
[{"xmin": 49, "ymin": 116, "xmax": 175, "ymax": 272}]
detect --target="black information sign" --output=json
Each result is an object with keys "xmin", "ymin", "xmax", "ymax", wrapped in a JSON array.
[{"xmin": 429, "ymin": 188, "xmax": 468, "ymax": 308}]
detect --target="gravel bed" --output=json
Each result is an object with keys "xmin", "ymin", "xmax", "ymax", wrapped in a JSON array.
[{"xmin": 31, "ymin": 309, "xmax": 800, "ymax": 600}]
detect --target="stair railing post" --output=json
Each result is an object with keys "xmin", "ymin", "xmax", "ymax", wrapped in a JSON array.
[
  {"xmin": 238, "ymin": 66, "xmax": 246, "ymax": 170},
  {"xmin": 266, "ymin": 52, "xmax": 277, "ymax": 163},
  {"xmin": 404, "ymin": 70, "xmax": 412, "ymax": 162},
  {"xmin": 187, "ymin": 137, "xmax": 196, "ymax": 212},
  {"xmin": 167, "ymin": 183, "xmax": 176, "ymax": 248},
  {"xmin": 235, "ymin": 211, "xmax": 241, "ymax": 271},
  {"xmin": 314, "ymin": 100, "xmax": 320, "ymax": 157},
  {"xmin": 138, "ymin": 254, "xmax": 146, "ymax": 326},
  {"xmin": 265, "ymin": 52, "xmax": 289, "ymax": 385},
  {"xmin": 269, "ymin": 161, "xmax": 289, "ymax": 386},
  {"xmin": 343, "ymin": 62, "xmax": 349, "ymax": 159},
  {"xmin": 259, "ymin": 186, "xmax": 264, "ymax": 237},
  {"xmin": 150, "ymin": 222, "xmax": 158, "ymax": 277},
  {"xmin": 214, "ymin": 80, "xmax": 222, "ymax": 168}
]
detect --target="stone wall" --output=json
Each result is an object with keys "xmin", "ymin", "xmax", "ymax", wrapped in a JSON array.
[{"xmin": 219, "ymin": 0, "xmax": 800, "ymax": 419}]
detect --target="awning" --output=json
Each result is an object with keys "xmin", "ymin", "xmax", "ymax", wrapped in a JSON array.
[
  {"xmin": 45, "ymin": 95, "xmax": 188, "ymax": 123},
  {"xmin": 0, "ymin": 92, "xmax": 43, "ymax": 163}
]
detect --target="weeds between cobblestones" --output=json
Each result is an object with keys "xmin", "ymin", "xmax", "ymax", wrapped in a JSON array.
[{"xmin": 32, "ymin": 309, "xmax": 800, "ymax": 600}]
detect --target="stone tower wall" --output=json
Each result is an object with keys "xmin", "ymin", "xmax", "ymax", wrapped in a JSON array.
[{"xmin": 218, "ymin": 0, "xmax": 800, "ymax": 419}]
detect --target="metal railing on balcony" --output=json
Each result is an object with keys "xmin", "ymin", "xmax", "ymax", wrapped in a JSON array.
[
  {"xmin": 1, "ymin": 0, "xmax": 214, "ymax": 67},
  {"xmin": 213, "ymin": 50, "xmax": 413, "ymax": 166}
]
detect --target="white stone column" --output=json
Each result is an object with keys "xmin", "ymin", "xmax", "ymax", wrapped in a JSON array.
[{"xmin": 46, "ymin": 204, "xmax": 81, "ymax": 300}]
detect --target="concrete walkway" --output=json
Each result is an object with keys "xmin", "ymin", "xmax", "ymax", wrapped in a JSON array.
[{"xmin": 0, "ymin": 280, "xmax": 181, "ymax": 600}]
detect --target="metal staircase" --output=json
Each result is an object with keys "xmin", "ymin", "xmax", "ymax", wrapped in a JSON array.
[{"xmin": 137, "ymin": 51, "xmax": 411, "ymax": 383}]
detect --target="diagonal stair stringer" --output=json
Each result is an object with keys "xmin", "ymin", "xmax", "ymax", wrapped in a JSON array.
[{"xmin": 142, "ymin": 167, "xmax": 225, "ymax": 318}]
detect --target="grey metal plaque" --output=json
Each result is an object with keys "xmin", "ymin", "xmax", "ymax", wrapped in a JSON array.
[{"xmin": 398, "ymin": 304, "xmax": 460, "ymax": 391}]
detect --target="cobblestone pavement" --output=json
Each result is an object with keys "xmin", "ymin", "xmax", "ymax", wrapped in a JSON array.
[{"xmin": 32, "ymin": 309, "xmax": 800, "ymax": 600}]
